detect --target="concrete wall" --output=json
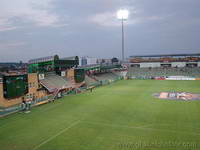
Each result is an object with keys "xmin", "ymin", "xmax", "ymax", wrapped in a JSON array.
[
  {"xmin": 87, "ymin": 57, "xmax": 98, "ymax": 65},
  {"xmin": 26, "ymin": 73, "xmax": 39, "ymax": 100},
  {"xmin": 171, "ymin": 62, "xmax": 186, "ymax": 67},
  {"xmin": 198, "ymin": 62, "xmax": 200, "ymax": 67},
  {"xmin": 140, "ymin": 62, "xmax": 161, "ymax": 68},
  {"xmin": 67, "ymin": 69, "xmax": 74, "ymax": 78},
  {"xmin": 130, "ymin": 62, "xmax": 200, "ymax": 68},
  {"xmin": 79, "ymin": 56, "xmax": 98, "ymax": 66}
]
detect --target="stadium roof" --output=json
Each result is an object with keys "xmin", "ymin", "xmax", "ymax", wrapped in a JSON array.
[
  {"xmin": 130, "ymin": 53, "xmax": 200, "ymax": 58},
  {"xmin": 28, "ymin": 56, "xmax": 54, "ymax": 64},
  {"xmin": 78, "ymin": 64, "xmax": 100, "ymax": 70},
  {"xmin": 61, "ymin": 56, "xmax": 78, "ymax": 60}
]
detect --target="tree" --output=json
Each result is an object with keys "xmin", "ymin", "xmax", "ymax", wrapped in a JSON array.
[{"xmin": 111, "ymin": 57, "xmax": 119, "ymax": 63}]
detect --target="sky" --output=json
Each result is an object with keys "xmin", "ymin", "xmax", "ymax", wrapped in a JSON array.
[{"xmin": 0, "ymin": 0, "xmax": 200, "ymax": 62}]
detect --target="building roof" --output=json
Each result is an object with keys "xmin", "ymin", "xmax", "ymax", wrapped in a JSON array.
[
  {"xmin": 28, "ymin": 56, "xmax": 54, "ymax": 64},
  {"xmin": 61, "ymin": 56, "xmax": 78, "ymax": 60},
  {"xmin": 130, "ymin": 53, "xmax": 200, "ymax": 58}
]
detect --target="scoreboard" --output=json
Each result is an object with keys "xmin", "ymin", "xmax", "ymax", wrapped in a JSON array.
[{"xmin": 3, "ymin": 75, "xmax": 28, "ymax": 99}]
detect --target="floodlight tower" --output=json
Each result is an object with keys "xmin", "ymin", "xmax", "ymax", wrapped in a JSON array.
[{"xmin": 117, "ymin": 9, "xmax": 129, "ymax": 62}]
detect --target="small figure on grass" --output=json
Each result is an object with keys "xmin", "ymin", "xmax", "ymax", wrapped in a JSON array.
[
  {"xmin": 89, "ymin": 86, "xmax": 95, "ymax": 92},
  {"xmin": 21, "ymin": 99, "xmax": 26, "ymax": 112},
  {"xmin": 24, "ymin": 101, "xmax": 31, "ymax": 113}
]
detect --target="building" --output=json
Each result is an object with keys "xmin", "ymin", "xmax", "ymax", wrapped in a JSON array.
[
  {"xmin": 78, "ymin": 56, "xmax": 98, "ymax": 66},
  {"xmin": 129, "ymin": 53, "xmax": 200, "ymax": 68},
  {"xmin": 0, "ymin": 55, "xmax": 85, "ymax": 113}
]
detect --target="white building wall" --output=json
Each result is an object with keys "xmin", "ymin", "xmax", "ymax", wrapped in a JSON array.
[
  {"xmin": 130, "ymin": 61, "xmax": 200, "ymax": 68},
  {"xmin": 78, "ymin": 56, "xmax": 98, "ymax": 66},
  {"xmin": 87, "ymin": 57, "xmax": 98, "ymax": 65},
  {"xmin": 171, "ymin": 62, "xmax": 186, "ymax": 67},
  {"xmin": 78, "ymin": 57, "xmax": 82, "ymax": 66},
  {"xmin": 140, "ymin": 62, "xmax": 161, "ymax": 68},
  {"xmin": 198, "ymin": 62, "xmax": 200, "ymax": 67}
]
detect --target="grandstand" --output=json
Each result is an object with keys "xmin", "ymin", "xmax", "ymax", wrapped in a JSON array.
[
  {"xmin": 129, "ymin": 53, "xmax": 200, "ymax": 63},
  {"xmin": 127, "ymin": 67, "xmax": 200, "ymax": 78},
  {"xmin": 94, "ymin": 72, "xmax": 119, "ymax": 81},
  {"xmin": 77, "ymin": 63, "xmax": 124, "ymax": 86},
  {"xmin": 85, "ymin": 75, "xmax": 98, "ymax": 86},
  {"xmin": 0, "ymin": 55, "xmax": 124, "ymax": 116},
  {"xmin": 112, "ymin": 70, "xmax": 127, "ymax": 77},
  {"xmin": 28, "ymin": 55, "xmax": 78, "ymax": 73},
  {"xmin": 40, "ymin": 72, "xmax": 70, "ymax": 93},
  {"xmin": 0, "ymin": 55, "xmax": 85, "ymax": 113},
  {"xmin": 128, "ymin": 53, "xmax": 200, "ymax": 79}
]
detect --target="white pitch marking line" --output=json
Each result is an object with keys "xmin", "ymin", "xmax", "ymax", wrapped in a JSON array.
[
  {"xmin": 32, "ymin": 120, "xmax": 81, "ymax": 150},
  {"xmin": 83, "ymin": 121, "xmax": 200, "ymax": 136},
  {"xmin": 136, "ymin": 124, "xmax": 153, "ymax": 128},
  {"xmin": 152, "ymin": 123, "xmax": 200, "ymax": 131},
  {"xmin": 83, "ymin": 121, "xmax": 152, "ymax": 130}
]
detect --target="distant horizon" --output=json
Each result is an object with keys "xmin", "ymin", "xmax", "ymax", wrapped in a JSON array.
[{"xmin": 0, "ymin": 51, "xmax": 200, "ymax": 63}]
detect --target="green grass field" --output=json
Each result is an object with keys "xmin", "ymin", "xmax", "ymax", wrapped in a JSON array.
[{"xmin": 1, "ymin": 80, "xmax": 200, "ymax": 150}]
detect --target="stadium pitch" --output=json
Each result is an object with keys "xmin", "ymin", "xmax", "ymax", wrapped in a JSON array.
[{"xmin": 0, "ymin": 80, "xmax": 200, "ymax": 150}]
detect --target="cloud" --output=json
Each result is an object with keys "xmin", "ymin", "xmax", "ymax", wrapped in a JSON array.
[
  {"xmin": 89, "ymin": 10, "xmax": 139, "ymax": 27},
  {"xmin": 0, "ymin": 18, "xmax": 19, "ymax": 32},
  {"xmin": 23, "ymin": 10, "xmax": 60, "ymax": 27},
  {"xmin": 0, "ymin": 26, "xmax": 18, "ymax": 32},
  {"xmin": 89, "ymin": 10, "xmax": 164, "ymax": 27},
  {"xmin": 0, "ymin": 42, "xmax": 26, "ymax": 49},
  {"xmin": 89, "ymin": 11, "xmax": 121, "ymax": 27},
  {"xmin": 0, "ymin": 0, "xmax": 65, "ymax": 32}
]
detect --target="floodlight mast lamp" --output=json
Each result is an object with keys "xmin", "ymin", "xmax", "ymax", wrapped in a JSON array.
[{"xmin": 117, "ymin": 9, "xmax": 129, "ymax": 62}]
